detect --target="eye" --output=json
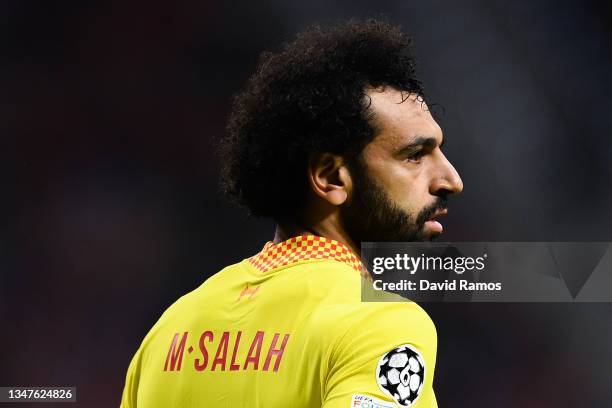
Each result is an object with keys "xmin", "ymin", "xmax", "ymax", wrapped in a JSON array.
[{"xmin": 406, "ymin": 150, "xmax": 424, "ymax": 163}]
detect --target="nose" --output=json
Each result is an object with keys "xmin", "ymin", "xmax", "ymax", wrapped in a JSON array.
[{"xmin": 430, "ymin": 152, "xmax": 463, "ymax": 196}]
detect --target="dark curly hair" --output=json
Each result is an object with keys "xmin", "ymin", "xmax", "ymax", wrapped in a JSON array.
[{"xmin": 219, "ymin": 19, "xmax": 424, "ymax": 220}]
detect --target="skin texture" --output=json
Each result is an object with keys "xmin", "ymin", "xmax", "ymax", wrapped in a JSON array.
[{"xmin": 275, "ymin": 87, "xmax": 463, "ymax": 255}]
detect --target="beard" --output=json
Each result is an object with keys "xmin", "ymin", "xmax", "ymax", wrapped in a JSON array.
[{"xmin": 340, "ymin": 159, "xmax": 448, "ymax": 243}]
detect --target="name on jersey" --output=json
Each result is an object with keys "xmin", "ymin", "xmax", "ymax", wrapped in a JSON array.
[{"xmin": 163, "ymin": 330, "xmax": 290, "ymax": 373}]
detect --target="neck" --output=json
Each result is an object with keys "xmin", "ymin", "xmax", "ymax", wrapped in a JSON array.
[{"xmin": 273, "ymin": 216, "xmax": 361, "ymax": 257}]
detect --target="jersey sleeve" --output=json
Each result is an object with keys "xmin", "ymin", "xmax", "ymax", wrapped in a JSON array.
[
  {"xmin": 120, "ymin": 346, "xmax": 143, "ymax": 408},
  {"xmin": 322, "ymin": 302, "xmax": 438, "ymax": 408}
]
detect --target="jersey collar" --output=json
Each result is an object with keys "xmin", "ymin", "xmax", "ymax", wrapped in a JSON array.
[{"xmin": 248, "ymin": 234, "xmax": 362, "ymax": 273}]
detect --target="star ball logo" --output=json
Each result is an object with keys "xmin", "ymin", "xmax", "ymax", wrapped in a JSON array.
[{"xmin": 376, "ymin": 344, "xmax": 426, "ymax": 407}]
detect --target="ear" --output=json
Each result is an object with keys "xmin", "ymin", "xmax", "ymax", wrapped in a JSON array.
[{"xmin": 307, "ymin": 153, "xmax": 352, "ymax": 206}]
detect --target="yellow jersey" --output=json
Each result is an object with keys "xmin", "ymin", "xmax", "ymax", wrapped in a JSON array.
[{"xmin": 121, "ymin": 235, "xmax": 438, "ymax": 407}]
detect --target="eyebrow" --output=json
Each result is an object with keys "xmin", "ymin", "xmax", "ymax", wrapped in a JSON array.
[{"xmin": 396, "ymin": 135, "xmax": 445, "ymax": 155}]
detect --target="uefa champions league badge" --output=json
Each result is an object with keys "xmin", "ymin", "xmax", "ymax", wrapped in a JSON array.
[
  {"xmin": 350, "ymin": 394, "xmax": 396, "ymax": 408},
  {"xmin": 375, "ymin": 344, "xmax": 425, "ymax": 407}
]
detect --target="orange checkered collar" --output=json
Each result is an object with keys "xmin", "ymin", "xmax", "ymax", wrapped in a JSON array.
[{"xmin": 248, "ymin": 234, "xmax": 362, "ymax": 273}]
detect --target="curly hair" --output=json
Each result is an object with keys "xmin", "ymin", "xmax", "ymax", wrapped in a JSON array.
[{"xmin": 218, "ymin": 19, "xmax": 424, "ymax": 220}]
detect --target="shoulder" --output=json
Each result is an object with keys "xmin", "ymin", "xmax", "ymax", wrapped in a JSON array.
[
  {"xmin": 316, "ymin": 299, "xmax": 439, "ymax": 407},
  {"xmin": 136, "ymin": 262, "xmax": 243, "ymax": 348},
  {"xmin": 305, "ymin": 280, "xmax": 437, "ymax": 369},
  {"xmin": 316, "ymin": 300, "xmax": 436, "ymax": 348}
]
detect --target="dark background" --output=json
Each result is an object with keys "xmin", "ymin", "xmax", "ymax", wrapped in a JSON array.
[{"xmin": 2, "ymin": 0, "xmax": 612, "ymax": 406}]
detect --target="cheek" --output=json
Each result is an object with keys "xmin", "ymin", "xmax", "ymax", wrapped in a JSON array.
[{"xmin": 376, "ymin": 165, "xmax": 429, "ymax": 212}]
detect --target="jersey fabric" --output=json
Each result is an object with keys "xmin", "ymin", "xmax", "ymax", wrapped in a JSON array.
[{"xmin": 121, "ymin": 235, "xmax": 438, "ymax": 407}]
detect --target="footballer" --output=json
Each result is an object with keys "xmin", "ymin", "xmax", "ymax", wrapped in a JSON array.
[{"xmin": 121, "ymin": 19, "xmax": 463, "ymax": 407}]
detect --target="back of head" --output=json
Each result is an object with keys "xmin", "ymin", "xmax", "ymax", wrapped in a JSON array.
[{"xmin": 219, "ymin": 19, "xmax": 423, "ymax": 222}]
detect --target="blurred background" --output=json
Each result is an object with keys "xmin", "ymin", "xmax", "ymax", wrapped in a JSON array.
[{"xmin": 2, "ymin": 0, "xmax": 612, "ymax": 406}]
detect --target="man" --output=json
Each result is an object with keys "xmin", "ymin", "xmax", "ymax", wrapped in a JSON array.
[{"xmin": 121, "ymin": 19, "xmax": 462, "ymax": 407}]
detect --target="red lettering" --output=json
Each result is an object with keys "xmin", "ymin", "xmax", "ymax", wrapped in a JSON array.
[
  {"xmin": 211, "ymin": 331, "xmax": 230, "ymax": 371},
  {"xmin": 243, "ymin": 331, "xmax": 265, "ymax": 370},
  {"xmin": 263, "ymin": 333, "xmax": 290, "ymax": 372},
  {"xmin": 229, "ymin": 331, "xmax": 242, "ymax": 371},
  {"xmin": 194, "ymin": 331, "xmax": 214, "ymax": 371},
  {"xmin": 163, "ymin": 332, "xmax": 188, "ymax": 371}
]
